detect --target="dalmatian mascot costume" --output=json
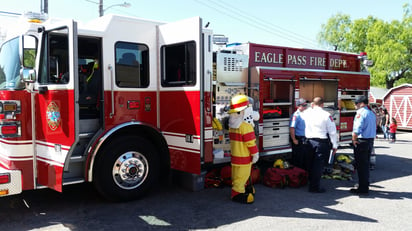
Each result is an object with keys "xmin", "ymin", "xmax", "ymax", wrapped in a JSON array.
[
  {"xmin": 243, "ymin": 97, "xmax": 260, "ymax": 126},
  {"xmin": 228, "ymin": 95, "xmax": 259, "ymax": 204}
]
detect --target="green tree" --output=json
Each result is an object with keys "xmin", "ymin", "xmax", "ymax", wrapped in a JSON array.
[
  {"xmin": 318, "ymin": 13, "xmax": 352, "ymax": 51},
  {"xmin": 318, "ymin": 4, "xmax": 412, "ymax": 89}
]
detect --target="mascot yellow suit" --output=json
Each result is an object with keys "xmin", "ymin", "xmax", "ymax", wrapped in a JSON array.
[{"xmin": 228, "ymin": 95, "xmax": 259, "ymax": 204}]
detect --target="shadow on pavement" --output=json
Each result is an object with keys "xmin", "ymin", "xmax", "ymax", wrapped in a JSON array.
[{"xmin": 0, "ymin": 133, "xmax": 411, "ymax": 231}]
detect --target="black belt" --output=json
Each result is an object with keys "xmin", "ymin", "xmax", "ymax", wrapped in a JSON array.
[
  {"xmin": 296, "ymin": 136, "xmax": 305, "ymax": 139},
  {"xmin": 358, "ymin": 138, "xmax": 374, "ymax": 140},
  {"xmin": 308, "ymin": 138, "xmax": 328, "ymax": 142}
]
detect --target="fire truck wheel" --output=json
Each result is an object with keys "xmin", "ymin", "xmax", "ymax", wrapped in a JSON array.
[{"xmin": 93, "ymin": 135, "xmax": 160, "ymax": 202}]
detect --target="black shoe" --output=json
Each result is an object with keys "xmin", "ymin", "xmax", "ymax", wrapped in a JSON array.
[
  {"xmin": 349, "ymin": 188, "xmax": 369, "ymax": 195},
  {"xmin": 232, "ymin": 193, "xmax": 254, "ymax": 204},
  {"xmin": 309, "ymin": 188, "xmax": 326, "ymax": 193},
  {"xmin": 245, "ymin": 184, "xmax": 255, "ymax": 195}
]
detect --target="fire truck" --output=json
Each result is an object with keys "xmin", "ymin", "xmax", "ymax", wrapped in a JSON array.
[
  {"xmin": 215, "ymin": 43, "xmax": 371, "ymax": 155},
  {"xmin": 0, "ymin": 12, "xmax": 370, "ymax": 201}
]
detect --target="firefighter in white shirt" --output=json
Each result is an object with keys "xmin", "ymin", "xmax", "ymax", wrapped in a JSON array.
[{"xmin": 303, "ymin": 97, "xmax": 338, "ymax": 193}]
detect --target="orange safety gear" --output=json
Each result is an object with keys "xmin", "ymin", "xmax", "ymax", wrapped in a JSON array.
[
  {"xmin": 229, "ymin": 121, "xmax": 258, "ymax": 202},
  {"xmin": 229, "ymin": 123, "xmax": 258, "ymax": 166}
]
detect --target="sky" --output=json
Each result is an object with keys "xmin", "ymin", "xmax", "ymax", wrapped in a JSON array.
[{"xmin": 0, "ymin": 0, "xmax": 409, "ymax": 49}]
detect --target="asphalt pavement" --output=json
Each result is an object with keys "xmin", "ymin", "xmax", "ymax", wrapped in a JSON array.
[{"xmin": 0, "ymin": 131, "xmax": 411, "ymax": 231}]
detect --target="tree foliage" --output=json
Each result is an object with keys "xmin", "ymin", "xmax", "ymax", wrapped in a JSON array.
[{"xmin": 318, "ymin": 4, "xmax": 412, "ymax": 89}]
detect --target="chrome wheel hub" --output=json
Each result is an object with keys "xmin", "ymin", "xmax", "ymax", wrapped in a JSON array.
[{"xmin": 112, "ymin": 151, "xmax": 149, "ymax": 189}]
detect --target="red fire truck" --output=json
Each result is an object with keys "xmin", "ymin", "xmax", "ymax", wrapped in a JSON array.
[
  {"xmin": 0, "ymin": 13, "xmax": 370, "ymax": 201},
  {"xmin": 216, "ymin": 43, "xmax": 371, "ymax": 155}
]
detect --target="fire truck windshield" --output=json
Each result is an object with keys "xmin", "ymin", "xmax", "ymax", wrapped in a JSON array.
[{"xmin": 0, "ymin": 37, "xmax": 24, "ymax": 90}]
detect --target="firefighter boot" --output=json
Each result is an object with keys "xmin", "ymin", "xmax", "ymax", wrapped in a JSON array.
[
  {"xmin": 245, "ymin": 184, "xmax": 255, "ymax": 195},
  {"xmin": 232, "ymin": 193, "xmax": 254, "ymax": 204}
]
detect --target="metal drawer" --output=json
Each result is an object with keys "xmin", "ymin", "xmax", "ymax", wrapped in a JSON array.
[
  {"xmin": 263, "ymin": 126, "xmax": 289, "ymax": 135},
  {"xmin": 262, "ymin": 133, "xmax": 289, "ymax": 147},
  {"xmin": 263, "ymin": 119, "xmax": 289, "ymax": 128}
]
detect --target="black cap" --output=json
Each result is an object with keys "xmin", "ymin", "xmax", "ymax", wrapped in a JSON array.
[{"xmin": 355, "ymin": 95, "xmax": 368, "ymax": 104}]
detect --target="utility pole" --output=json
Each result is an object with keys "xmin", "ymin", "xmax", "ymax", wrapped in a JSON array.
[
  {"xmin": 41, "ymin": 0, "xmax": 48, "ymax": 14},
  {"xmin": 86, "ymin": 0, "xmax": 131, "ymax": 17},
  {"xmin": 99, "ymin": 0, "xmax": 103, "ymax": 17}
]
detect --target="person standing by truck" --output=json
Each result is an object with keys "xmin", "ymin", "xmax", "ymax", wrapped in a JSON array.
[
  {"xmin": 351, "ymin": 95, "xmax": 376, "ymax": 195},
  {"xmin": 289, "ymin": 98, "xmax": 309, "ymax": 171},
  {"xmin": 303, "ymin": 97, "xmax": 338, "ymax": 193}
]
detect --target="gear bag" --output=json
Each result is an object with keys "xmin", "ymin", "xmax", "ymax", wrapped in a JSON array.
[
  {"xmin": 250, "ymin": 165, "xmax": 261, "ymax": 185},
  {"xmin": 220, "ymin": 165, "xmax": 232, "ymax": 186},
  {"xmin": 204, "ymin": 169, "xmax": 223, "ymax": 188},
  {"xmin": 263, "ymin": 167, "xmax": 287, "ymax": 188},
  {"xmin": 276, "ymin": 166, "xmax": 308, "ymax": 187}
]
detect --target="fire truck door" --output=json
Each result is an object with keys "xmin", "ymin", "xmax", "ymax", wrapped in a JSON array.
[
  {"xmin": 157, "ymin": 17, "xmax": 207, "ymax": 174},
  {"xmin": 34, "ymin": 21, "xmax": 79, "ymax": 192}
]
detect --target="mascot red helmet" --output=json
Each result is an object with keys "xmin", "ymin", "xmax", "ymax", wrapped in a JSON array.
[{"xmin": 229, "ymin": 95, "xmax": 249, "ymax": 114}]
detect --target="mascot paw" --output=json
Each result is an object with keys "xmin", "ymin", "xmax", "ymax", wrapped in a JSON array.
[{"xmin": 252, "ymin": 154, "xmax": 259, "ymax": 164}]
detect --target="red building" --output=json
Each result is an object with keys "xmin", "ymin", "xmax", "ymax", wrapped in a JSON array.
[{"xmin": 382, "ymin": 84, "xmax": 412, "ymax": 130}]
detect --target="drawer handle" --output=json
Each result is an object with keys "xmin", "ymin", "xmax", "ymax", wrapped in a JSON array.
[
  {"xmin": 272, "ymin": 128, "xmax": 280, "ymax": 131},
  {"xmin": 272, "ymin": 123, "xmax": 280, "ymax": 126},
  {"xmin": 272, "ymin": 135, "xmax": 280, "ymax": 138}
]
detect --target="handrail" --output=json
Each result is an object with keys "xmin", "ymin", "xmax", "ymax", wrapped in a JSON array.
[{"xmin": 108, "ymin": 64, "xmax": 115, "ymax": 118}]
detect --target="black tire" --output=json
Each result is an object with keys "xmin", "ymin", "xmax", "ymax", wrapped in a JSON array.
[{"xmin": 93, "ymin": 135, "xmax": 160, "ymax": 202}]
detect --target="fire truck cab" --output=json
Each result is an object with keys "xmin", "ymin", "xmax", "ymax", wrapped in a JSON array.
[{"xmin": 1, "ymin": 13, "xmax": 214, "ymax": 201}]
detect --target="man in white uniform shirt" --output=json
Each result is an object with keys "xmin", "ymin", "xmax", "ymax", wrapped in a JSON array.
[{"xmin": 303, "ymin": 97, "xmax": 338, "ymax": 193}]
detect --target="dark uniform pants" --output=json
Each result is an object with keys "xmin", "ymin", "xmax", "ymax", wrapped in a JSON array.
[
  {"xmin": 307, "ymin": 139, "xmax": 329, "ymax": 191},
  {"xmin": 354, "ymin": 138, "xmax": 374, "ymax": 192},
  {"xmin": 291, "ymin": 136, "xmax": 311, "ymax": 171}
]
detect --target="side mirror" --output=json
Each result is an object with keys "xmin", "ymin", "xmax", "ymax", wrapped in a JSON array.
[
  {"xmin": 19, "ymin": 35, "xmax": 37, "ymax": 83},
  {"xmin": 20, "ymin": 67, "xmax": 36, "ymax": 83},
  {"xmin": 20, "ymin": 35, "xmax": 37, "ymax": 68}
]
